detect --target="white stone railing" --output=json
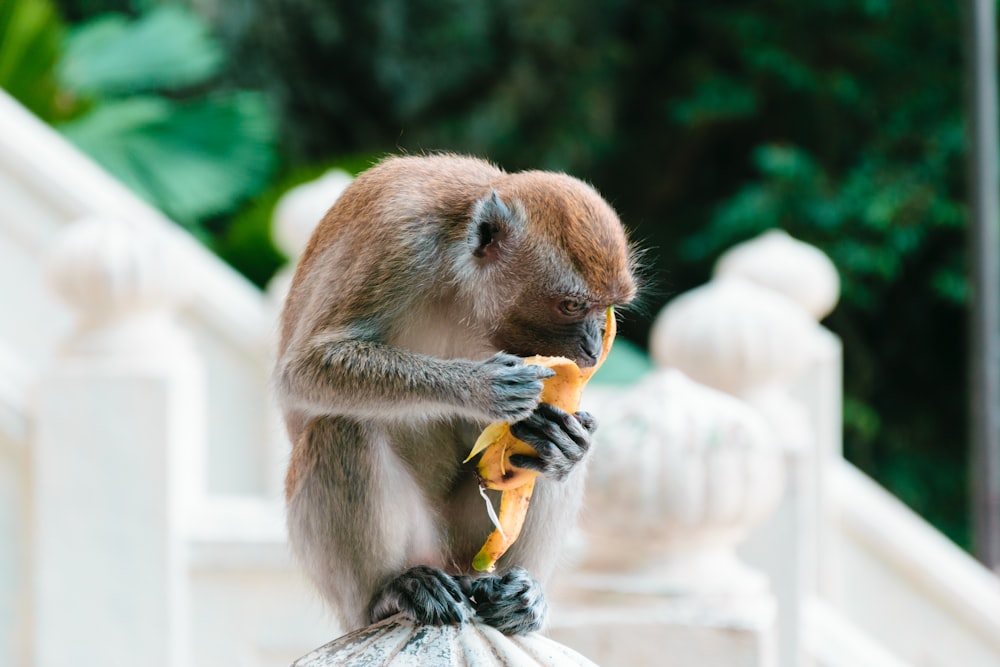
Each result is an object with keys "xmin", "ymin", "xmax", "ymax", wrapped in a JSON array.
[
  {"xmin": 827, "ymin": 461, "xmax": 1000, "ymax": 667},
  {"xmin": 0, "ymin": 88, "xmax": 276, "ymax": 499},
  {"xmin": 0, "ymin": 343, "xmax": 32, "ymax": 667},
  {"xmin": 33, "ymin": 216, "xmax": 205, "ymax": 667}
]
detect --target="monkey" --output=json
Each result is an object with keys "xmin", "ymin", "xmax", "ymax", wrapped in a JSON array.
[{"xmin": 276, "ymin": 153, "xmax": 636, "ymax": 636}]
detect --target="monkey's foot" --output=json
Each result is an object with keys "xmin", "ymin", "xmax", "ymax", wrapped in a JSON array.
[
  {"xmin": 368, "ymin": 565, "xmax": 471, "ymax": 626},
  {"xmin": 466, "ymin": 568, "xmax": 549, "ymax": 635}
]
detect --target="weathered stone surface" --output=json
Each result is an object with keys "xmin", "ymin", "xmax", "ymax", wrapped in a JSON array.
[{"xmin": 291, "ymin": 613, "xmax": 600, "ymax": 667}]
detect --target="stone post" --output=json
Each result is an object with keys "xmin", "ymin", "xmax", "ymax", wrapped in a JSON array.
[
  {"xmin": 0, "ymin": 350, "xmax": 31, "ymax": 666},
  {"xmin": 291, "ymin": 612, "xmax": 600, "ymax": 666},
  {"xmin": 713, "ymin": 229, "xmax": 843, "ymax": 602},
  {"xmin": 33, "ymin": 216, "xmax": 204, "ymax": 667},
  {"xmin": 650, "ymin": 229, "xmax": 842, "ymax": 667},
  {"xmin": 550, "ymin": 369, "xmax": 783, "ymax": 667}
]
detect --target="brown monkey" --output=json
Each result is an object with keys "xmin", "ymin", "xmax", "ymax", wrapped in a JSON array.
[{"xmin": 276, "ymin": 154, "xmax": 636, "ymax": 635}]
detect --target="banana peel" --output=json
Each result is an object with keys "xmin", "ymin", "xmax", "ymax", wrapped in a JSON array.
[{"xmin": 466, "ymin": 307, "xmax": 617, "ymax": 572}]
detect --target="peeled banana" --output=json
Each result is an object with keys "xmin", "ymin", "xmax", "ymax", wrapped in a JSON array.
[{"xmin": 467, "ymin": 307, "xmax": 617, "ymax": 572}]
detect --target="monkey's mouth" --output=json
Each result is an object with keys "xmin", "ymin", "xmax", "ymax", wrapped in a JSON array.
[{"xmin": 509, "ymin": 348, "xmax": 598, "ymax": 370}]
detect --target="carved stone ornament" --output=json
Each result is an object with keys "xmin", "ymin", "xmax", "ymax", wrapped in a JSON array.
[
  {"xmin": 291, "ymin": 613, "xmax": 599, "ymax": 667},
  {"xmin": 44, "ymin": 215, "xmax": 186, "ymax": 358},
  {"xmin": 45, "ymin": 215, "xmax": 174, "ymax": 324},
  {"xmin": 581, "ymin": 368, "xmax": 783, "ymax": 596},
  {"xmin": 713, "ymin": 228, "xmax": 840, "ymax": 320},
  {"xmin": 649, "ymin": 275, "xmax": 816, "ymax": 396}
]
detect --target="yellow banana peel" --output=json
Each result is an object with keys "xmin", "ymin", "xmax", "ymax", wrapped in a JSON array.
[{"xmin": 467, "ymin": 307, "xmax": 617, "ymax": 572}]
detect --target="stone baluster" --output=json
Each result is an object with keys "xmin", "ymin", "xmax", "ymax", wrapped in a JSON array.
[
  {"xmin": 714, "ymin": 229, "xmax": 840, "ymax": 321},
  {"xmin": 713, "ymin": 229, "xmax": 843, "ymax": 603},
  {"xmin": 549, "ymin": 367, "xmax": 783, "ymax": 667},
  {"xmin": 33, "ymin": 216, "xmax": 204, "ymax": 667},
  {"xmin": 0, "ymin": 348, "xmax": 31, "ymax": 666},
  {"xmin": 650, "ymin": 274, "xmax": 817, "ymax": 450},
  {"xmin": 650, "ymin": 228, "xmax": 841, "ymax": 667}
]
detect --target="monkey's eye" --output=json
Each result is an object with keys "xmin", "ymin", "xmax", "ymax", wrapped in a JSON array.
[{"xmin": 558, "ymin": 299, "xmax": 589, "ymax": 317}]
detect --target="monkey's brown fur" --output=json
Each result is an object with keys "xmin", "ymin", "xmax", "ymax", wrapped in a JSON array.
[{"xmin": 276, "ymin": 154, "xmax": 635, "ymax": 633}]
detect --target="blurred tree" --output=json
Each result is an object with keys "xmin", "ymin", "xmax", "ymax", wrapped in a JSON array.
[{"xmin": 0, "ymin": 0, "xmax": 66, "ymax": 122}]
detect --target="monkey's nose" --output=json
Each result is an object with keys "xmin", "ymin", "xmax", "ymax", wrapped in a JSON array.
[
  {"xmin": 576, "ymin": 344, "xmax": 600, "ymax": 368},
  {"xmin": 577, "ymin": 327, "xmax": 603, "ymax": 367}
]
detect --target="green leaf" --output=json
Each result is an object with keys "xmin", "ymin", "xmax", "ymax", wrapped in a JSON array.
[
  {"xmin": 670, "ymin": 75, "xmax": 757, "ymax": 126},
  {"xmin": 752, "ymin": 144, "xmax": 820, "ymax": 182},
  {"xmin": 930, "ymin": 268, "xmax": 968, "ymax": 304},
  {"xmin": 0, "ymin": 0, "xmax": 66, "ymax": 122},
  {"xmin": 58, "ymin": 5, "xmax": 223, "ymax": 97},
  {"xmin": 59, "ymin": 92, "xmax": 277, "ymax": 227}
]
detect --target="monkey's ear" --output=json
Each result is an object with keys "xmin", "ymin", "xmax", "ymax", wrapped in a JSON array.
[{"xmin": 469, "ymin": 191, "xmax": 523, "ymax": 262}]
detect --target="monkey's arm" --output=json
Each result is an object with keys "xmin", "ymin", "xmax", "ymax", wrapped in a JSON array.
[{"xmin": 277, "ymin": 334, "xmax": 553, "ymax": 423}]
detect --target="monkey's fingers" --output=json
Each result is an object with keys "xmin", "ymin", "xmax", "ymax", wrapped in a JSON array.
[
  {"xmin": 480, "ymin": 353, "xmax": 556, "ymax": 423},
  {"xmin": 509, "ymin": 404, "xmax": 592, "ymax": 482},
  {"xmin": 470, "ymin": 568, "xmax": 549, "ymax": 635},
  {"xmin": 368, "ymin": 565, "xmax": 471, "ymax": 626}
]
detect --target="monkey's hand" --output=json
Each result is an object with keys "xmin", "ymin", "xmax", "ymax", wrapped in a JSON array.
[
  {"xmin": 508, "ymin": 406, "xmax": 597, "ymax": 481},
  {"xmin": 368, "ymin": 565, "xmax": 471, "ymax": 626},
  {"xmin": 474, "ymin": 353, "xmax": 555, "ymax": 423},
  {"xmin": 460, "ymin": 568, "xmax": 549, "ymax": 635}
]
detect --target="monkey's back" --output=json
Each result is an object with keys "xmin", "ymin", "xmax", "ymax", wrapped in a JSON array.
[{"xmin": 279, "ymin": 154, "xmax": 504, "ymax": 355}]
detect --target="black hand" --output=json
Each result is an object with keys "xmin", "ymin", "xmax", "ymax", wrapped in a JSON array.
[
  {"xmin": 468, "ymin": 568, "xmax": 548, "ymax": 635},
  {"xmin": 508, "ymin": 405, "xmax": 596, "ymax": 481},
  {"xmin": 368, "ymin": 565, "xmax": 471, "ymax": 626}
]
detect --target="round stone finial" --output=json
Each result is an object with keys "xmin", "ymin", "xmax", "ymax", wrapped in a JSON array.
[
  {"xmin": 714, "ymin": 229, "xmax": 840, "ymax": 320},
  {"xmin": 272, "ymin": 169, "xmax": 354, "ymax": 260},
  {"xmin": 582, "ymin": 369, "xmax": 783, "ymax": 595},
  {"xmin": 293, "ymin": 613, "xmax": 598, "ymax": 667},
  {"xmin": 45, "ymin": 215, "xmax": 175, "ymax": 325},
  {"xmin": 649, "ymin": 276, "xmax": 816, "ymax": 395}
]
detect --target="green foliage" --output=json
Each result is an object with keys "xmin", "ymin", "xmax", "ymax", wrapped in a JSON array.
[
  {"xmin": 50, "ymin": 5, "xmax": 278, "ymax": 231},
  {"xmin": 670, "ymin": 76, "xmax": 758, "ymax": 126},
  {"xmin": 59, "ymin": 91, "xmax": 276, "ymax": 228},
  {"xmin": 1, "ymin": 2, "xmax": 278, "ymax": 233},
  {"xmin": 58, "ymin": 6, "xmax": 224, "ymax": 96},
  {"xmin": 0, "ymin": 0, "xmax": 66, "ymax": 122},
  {"xmin": 217, "ymin": 0, "xmax": 628, "ymax": 171}
]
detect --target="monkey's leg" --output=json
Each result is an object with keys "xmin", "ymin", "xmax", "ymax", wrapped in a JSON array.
[
  {"xmin": 461, "ymin": 568, "xmax": 549, "ymax": 635},
  {"xmin": 287, "ymin": 419, "xmax": 469, "ymax": 630}
]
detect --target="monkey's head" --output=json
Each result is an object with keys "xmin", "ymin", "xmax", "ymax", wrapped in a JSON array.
[{"xmin": 456, "ymin": 171, "xmax": 637, "ymax": 368}]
